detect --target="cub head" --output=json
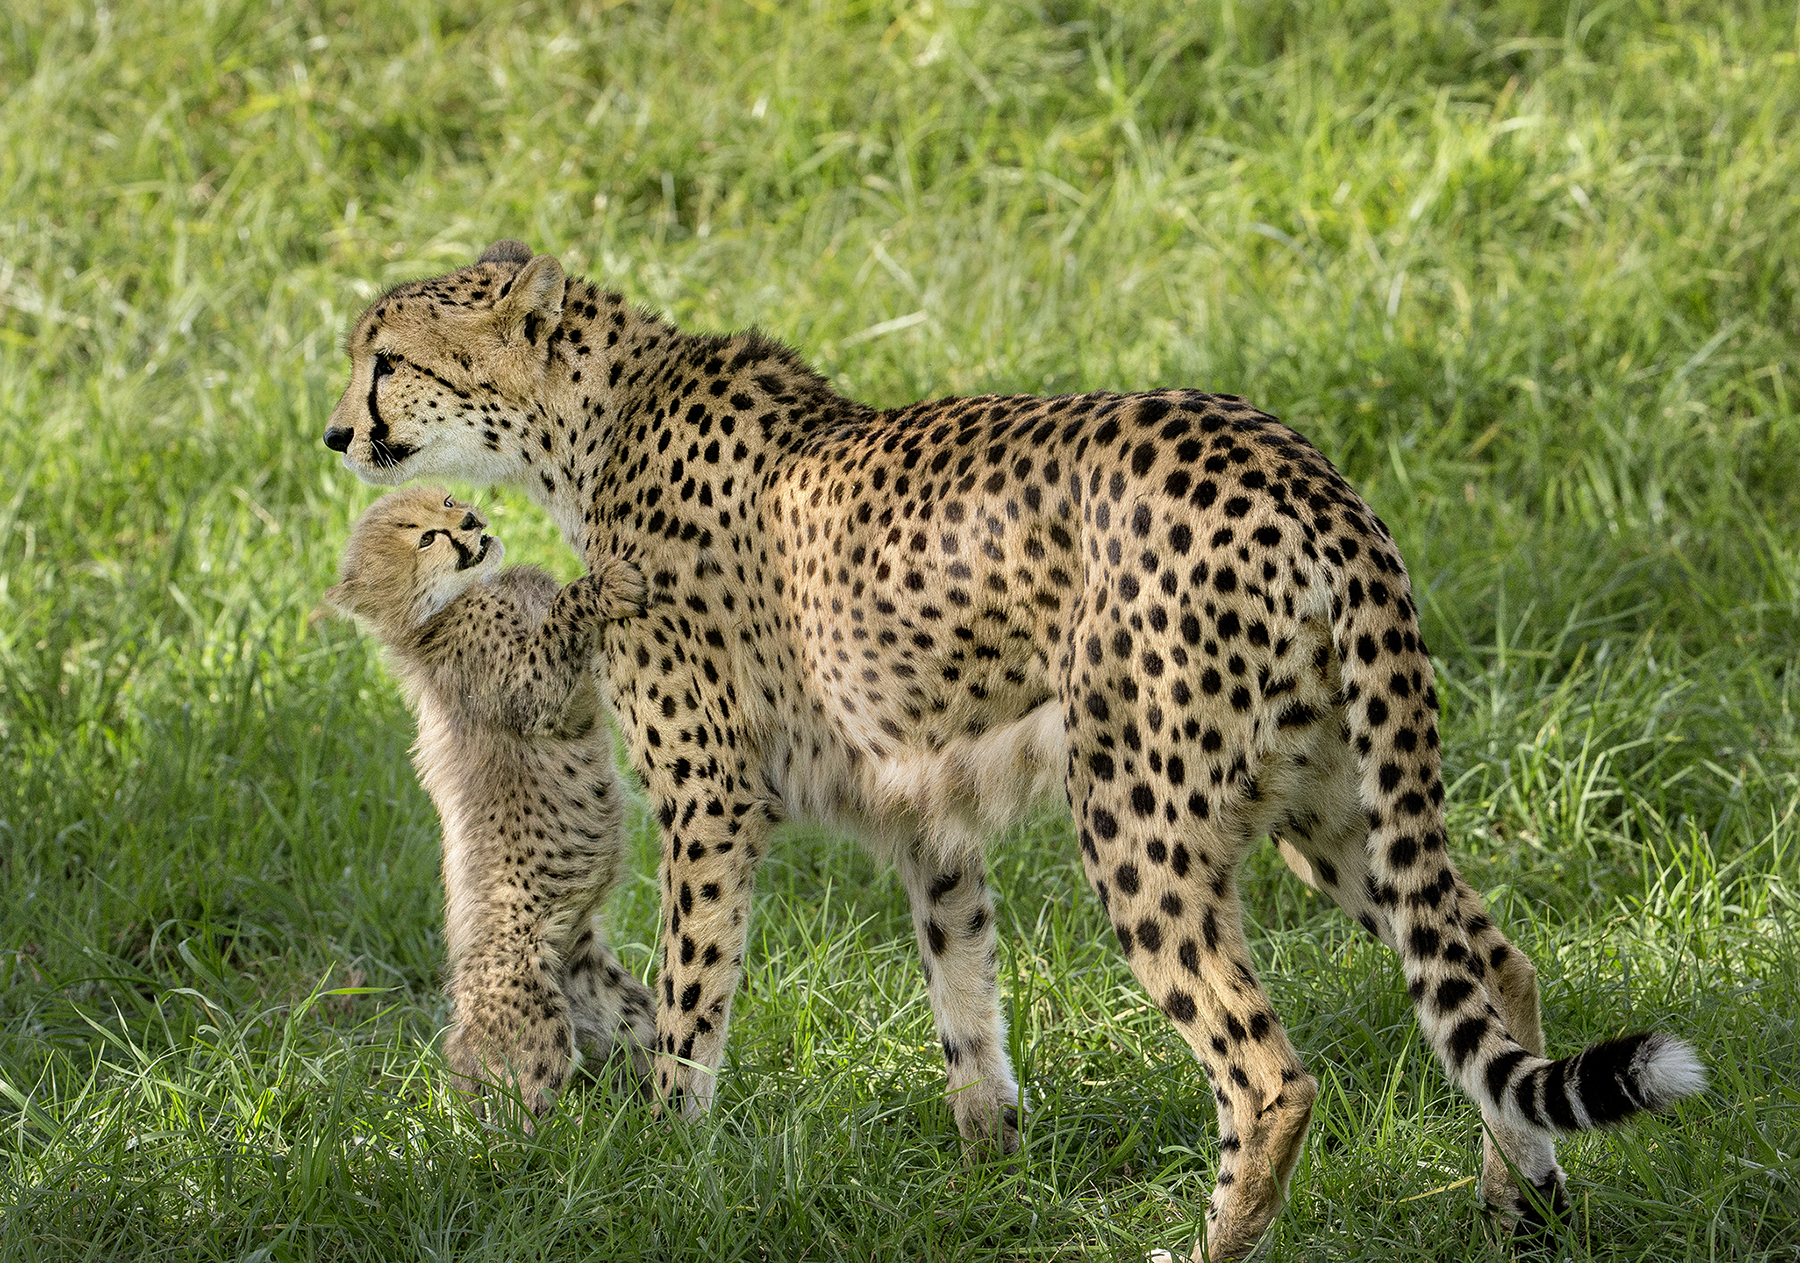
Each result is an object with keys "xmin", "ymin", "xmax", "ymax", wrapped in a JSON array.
[
  {"xmin": 324, "ymin": 239, "xmax": 568, "ymax": 486},
  {"xmin": 321, "ymin": 487, "xmax": 504, "ymax": 634}
]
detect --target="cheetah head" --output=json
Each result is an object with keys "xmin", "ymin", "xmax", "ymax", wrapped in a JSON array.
[
  {"xmin": 321, "ymin": 487, "xmax": 504, "ymax": 632},
  {"xmin": 324, "ymin": 240, "xmax": 569, "ymax": 487}
]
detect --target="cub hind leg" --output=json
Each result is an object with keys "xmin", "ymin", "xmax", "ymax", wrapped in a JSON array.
[
  {"xmin": 446, "ymin": 897, "xmax": 652, "ymax": 1121},
  {"xmin": 443, "ymin": 923, "xmax": 575, "ymax": 1127},
  {"xmin": 441, "ymin": 757, "xmax": 640, "ymax": 1123},
  {"xmin": 561, "ymin": 915, "xmax": 657, "ymax": 1085}
]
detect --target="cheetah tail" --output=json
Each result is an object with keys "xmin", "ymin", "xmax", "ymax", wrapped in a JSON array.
[{"xmin": 1329, "ymin": 575, "xmax": 1706, "ymax": 1136}]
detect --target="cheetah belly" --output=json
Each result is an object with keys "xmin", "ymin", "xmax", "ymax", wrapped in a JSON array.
[
  {"xmin": 764, "ymin": 697, "xmax": 1068, "ymax": 866},
  {"xmin": 867, "ymin": 696, "xmax": 1068, "ymax": 856}
]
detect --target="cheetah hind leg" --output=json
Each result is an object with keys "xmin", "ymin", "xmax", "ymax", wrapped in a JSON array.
[
  {"xmin": 896, "ymin": 844, "xmax": 1024, "ymax": 1153},
  {"xmin": 1193, "ymin": 1015, "xmax": 1319, "ymax": 1263},
  {"xmin": 561, "ymin": 916, "xmax": 658, "ymax": 1089},
  {"xmin": 1062, "ymin": 627, "xmax": 1318, "ymax": 1260},
  {"xmin": 1145, "ymin": 1081, "xmax": 1317, "ymax": 1263},
  {"xmin": 1274, "ymin": 779, "xmax": 1566, "ymax": 1232},
  {"xmin": 1455, "ymin": 881, "xmax": 1567, "ymax": 1232}
]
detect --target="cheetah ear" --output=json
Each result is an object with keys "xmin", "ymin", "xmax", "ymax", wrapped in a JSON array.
[
  {"xmin": 492, "ymin": 253, "xmax": 565, "ymax": 343},
  {"xmin": 478, "ymin": 239, "xmax": 533, "ymax": 265}
]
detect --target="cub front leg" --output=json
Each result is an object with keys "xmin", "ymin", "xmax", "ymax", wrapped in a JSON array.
[
  {"xmin": 469, "ymin": 566, "xmax": 641, "ymax": 735},
  {"xmin": 585, "ymin": 555, "xmax": 648, "ymax": 622}
]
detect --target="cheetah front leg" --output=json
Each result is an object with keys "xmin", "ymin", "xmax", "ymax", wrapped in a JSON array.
[
  {"xmin": 649, "ymin": 809, "xmax": 770, "ymax": 1114},
  {"xmin": 896, "ymin": 843, "xmax": 1024, "ymax": 1152},
  {"xmin": 596, "ymin": 572, "xmax": 775, "ymax": 1115},
  {"xmin": 634, "ymin": 768, "xmax": 774, "ymax": 1115}
]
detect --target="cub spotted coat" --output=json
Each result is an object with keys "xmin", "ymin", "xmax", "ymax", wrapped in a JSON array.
[
  {"xmin": 321, "ymin": 242, "xmax": 1703, "ymax": 1260},
  {"xmin": 324, "ymin": 486, "xmax": 654, "ymax": 1122}
]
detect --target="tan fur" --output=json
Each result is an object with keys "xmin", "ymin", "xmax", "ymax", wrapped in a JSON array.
[
  {"xmin": 323, "ymin": 486, "xmax": 655, "ymax": 1125},
  {"xmin": 320, "ymin": 244, "xmax": 1704, "ymax": 1258}
]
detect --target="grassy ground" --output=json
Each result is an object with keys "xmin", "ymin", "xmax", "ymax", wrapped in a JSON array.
[{"xmin": 2, "ymin": 1, "xmax": 1798, "ymax": 1258}]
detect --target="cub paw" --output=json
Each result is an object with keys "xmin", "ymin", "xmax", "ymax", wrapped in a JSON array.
[
  {"xmin": 444, "ymin": 1019, "xmax": 571, "ymax": 1133},
  {"xmin": 567, "ymin": 965, "xmax": 658, "ymax": 1090},
  {"xmin": 586, "ymin": 556, "xmax": 648, "ymax": 621}
]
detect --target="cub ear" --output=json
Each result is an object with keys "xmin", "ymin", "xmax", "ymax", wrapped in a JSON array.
[
  {"xmin": 478, "ymin": 239, "xmax": 534, "ymax": 265},
  {"xmin": 316, "ymin": 580, "xmax": 360, "ymax": 620},
  {"xmin": 492, "ymin": 253, "xmax": 565, "ymax": 342}
]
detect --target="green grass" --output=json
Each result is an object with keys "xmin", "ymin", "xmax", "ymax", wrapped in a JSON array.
[{"xmin": 2, "ymin": 0, "xmax": 1798, "ymax": 1257}]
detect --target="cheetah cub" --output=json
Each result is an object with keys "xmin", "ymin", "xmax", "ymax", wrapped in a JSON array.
[{"xmin": 322, "ymin": 486, "xmax": 655, "ymax": 1123}]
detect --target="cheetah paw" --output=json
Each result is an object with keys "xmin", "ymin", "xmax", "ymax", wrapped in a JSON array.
[{"xmin": 952, "ymin": 1080, "xmax": 1026, "ymax": 1155}]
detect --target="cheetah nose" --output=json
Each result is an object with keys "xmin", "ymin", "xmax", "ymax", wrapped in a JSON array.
[
  {"xmin": 459, "ymin": 512, "xmax": 479, "ymax": 530},
  {"xmin": 323, "ymin": 426, "xmax": 353, "ymax": 453}
]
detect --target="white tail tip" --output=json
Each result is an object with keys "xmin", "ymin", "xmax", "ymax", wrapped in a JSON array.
[{"xmin": 1636, "ymin": 1033, "xmax": 1707, "ymax": 1107}]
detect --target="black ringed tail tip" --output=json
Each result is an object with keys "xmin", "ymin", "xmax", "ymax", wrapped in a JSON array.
[{"xmin": 1499, "ymin": 1031, "xmax": 1706, "ymax": 1134}]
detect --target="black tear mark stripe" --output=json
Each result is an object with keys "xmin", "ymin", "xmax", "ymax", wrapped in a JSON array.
[
  {"xmin": 365, "ymin": 352, "xmax": 419, "ymax": 467},
  {"xmin": 367, "ymin": 352, "xmax": 395, "ymax": 442}
]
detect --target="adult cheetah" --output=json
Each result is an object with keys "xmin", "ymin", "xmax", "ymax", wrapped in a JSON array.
[{"xmin": 321, "ymin": 240, "xmax": 1703, "ymax": 1260}]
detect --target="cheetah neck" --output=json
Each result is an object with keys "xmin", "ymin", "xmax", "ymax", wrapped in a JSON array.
[{"xmin": 507, "ymin": 284, "xmax": 864, "ymax": 567}]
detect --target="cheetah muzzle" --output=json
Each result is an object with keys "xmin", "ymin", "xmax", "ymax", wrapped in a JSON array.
[{"xmin": 321, "ymin": 240, "xmax": 1706, "ymax": 1260}]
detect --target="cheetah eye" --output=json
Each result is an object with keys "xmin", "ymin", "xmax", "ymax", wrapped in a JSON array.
[
  {"xmin": 443, "ymin": 496, "xmax": 455, "ymax": 509},
  {"xmin": 418, "ymin": 531, "xmax": 437, "ymax": 550}
]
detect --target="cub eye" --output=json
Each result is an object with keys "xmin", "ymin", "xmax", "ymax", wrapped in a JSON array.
[
  {"xmin": 444, "ymin": 496, "xmax": 455, "ymax": 509},
  {"xmin": 418, "ymin": 531, "xmax": 437, "ymax": 550}
]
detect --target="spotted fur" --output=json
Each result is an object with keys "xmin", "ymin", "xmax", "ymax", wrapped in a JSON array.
[
  {"xmin": 323, "ymin": 487, "xmax": 656, "ymax": 1125},
  {"xmin": 322, "ymin": 243, "xmax": 1705, "ymax": 1259}
]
